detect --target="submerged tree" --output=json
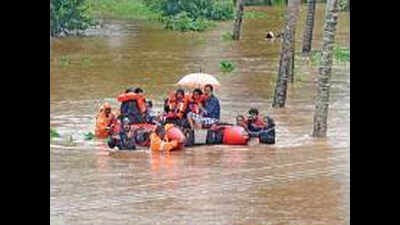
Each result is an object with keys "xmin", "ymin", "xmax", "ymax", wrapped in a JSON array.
[
  {"xmin": 272, "ymin": 0, "xmax": 301, "ymax": 108},
  {"xmin": 302, "ymin": 0, "xmax": 317, "ymax": 54},
  {"xmin": 312, "ymin": 0, "xmax": 339, "ymax": 137},
  {"xmin": 232, "ymin": 0, "xmax": 245, "ymax": 40}
]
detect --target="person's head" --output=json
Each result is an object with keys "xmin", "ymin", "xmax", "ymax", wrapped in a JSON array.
[
  {"xmin": 122, "ymin": 117, "xmax": 131, "ymax": 132},
  {"xmin": 192, "ymin": 88, "xmax": 203, "ymax": 100},
  {"xmin": 248, "ymin": 108, "xmax": 259, "ymax": 120},
  {"xmin": 236, "ymin": 115, "xmax": 245, "ymax": 127},
  {"xmin": 125, "ymin": 87, "xmax": 135, "ymax": 93},
  {"xmin": 103, "ymin": 102, "xmax": 112, "ymax": 116},
  {"xmin": 155, "ymin": 125, "xmax": 166, "ymax": 139},
  {"xmin": 134, "ymin": 88, "xmax": 143, "ymax": 94},
  {"xmin": 204, "ymin": 84, "xmax": 214, "ymax": 96},
  {"xmin": 146, "ymin": 100, "xmax": 153, "ymax": 109},
  {"xmin": 175, "ymin": 89, "xmax": 185, "ymax": 99}
]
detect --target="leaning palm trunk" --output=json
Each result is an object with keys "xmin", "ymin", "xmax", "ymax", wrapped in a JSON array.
[
  {"xmin": 272, "ymin": 0, "xmax": 301, "ymax": 108},
  {"xmin": 312, "ymin": 0, "xmax": 339, "ymax": 137},
  {"xmin": 302, "ymin": 0, "xmax": 317, "ymax": 54},
  {"xmin": 232, "ymin": 0, "xmax": 245, "ymax": 40}
]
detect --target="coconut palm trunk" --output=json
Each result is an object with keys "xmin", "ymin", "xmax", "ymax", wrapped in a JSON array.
[
  {"xmin": 312, "ymin": 0, "xmax": 339, "ymax": 137},
  {"xmin": 288, "ymin": 0, "xmax": 301, "ymax": 83},
  {"xmin": 232, "ymin": 0, "xmax": 245, "ymax": 40},
  {"xmin": 302, "ymin": 0, "xmax": 317, "ymax": 54},
  {"xmin": 272, "ymin": 0, "xmax": 301, "ymax": 108}
]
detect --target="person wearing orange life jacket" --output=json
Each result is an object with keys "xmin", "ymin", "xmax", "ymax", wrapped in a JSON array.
[
  {"xmin": 166, "ymin": 89, "xmax": 188, "ymax": 120},
  {"xmin": 246, "ymin": 108, "xmax": 267, "ymax": 134},
  {"xmin": 117, "ymin": 87, "xmax": 147, "ymax": 124},
  {"xmin": 95, "ymin": 102, "xmax": 117, "ymax": 138},
  {"xmin": 187, "ymin": 88, "xmax": 206, "ymax": 114},
  {"xmin": 245, "ymin": 108, "xmax": 275, "ymax": 144},
  {"xmin": 149, "ymin": 124, "xmax": 185, "ymax": 152},
  {"xmin": 187, "ymin": 84, "xmax": 220, "ymax": 129}
]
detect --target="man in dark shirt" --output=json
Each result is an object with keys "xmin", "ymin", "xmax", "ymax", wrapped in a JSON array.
[{"xmin": 187, "ymin": 84, "xmax": 220, "ymax": 129}]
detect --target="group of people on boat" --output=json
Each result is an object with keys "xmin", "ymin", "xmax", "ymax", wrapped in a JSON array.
[{"xmin": 95, "ymin": 84, "xmax": 274, "ymax": 152}]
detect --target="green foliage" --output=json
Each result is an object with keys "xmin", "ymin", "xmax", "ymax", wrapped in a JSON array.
[
  {"xmin": 59, "ymin": 55, "xmax": 71, "ymax": 66},
  {"xmin": 81, "ymin": 55, "xmax": 92, "ymax": 66},
  {"xmin": 89, "ymin": 0, "xmax": 161, "ymax": 20},
  {"xmin": 311, "ymin": 51, "xmax": 321, "ymax": 66},
  {"xmin": 334, "ymin": 46, "xmax": 350, "ymax": 63},
  {"xmin": 162, "ymin": 12, "xmax": 214, "ymax": 32},
  {"xmin": 50, "ymin": 0, "xmax": 95, "ymax": 36},
  {"xmin": 50, "ymin": 128, "xmax": 60, "ymax": 138},
  {"xmin": 310, "ymin": 46, "xmax": 350, "ymax": 66},
  {"xmin": 146, "ymin": 0, "xmax": 234, "ymax": 21},
  {"xmin": 146, "ymin": 0, "xmax": 233, "ymax": 32},
  {"xmin": 220, "ymin": 60, "xmax": 236, "ymax": 73},
  {"xmin": 338, "ymin": 0, "xmax": 349, "ymax": 11},
  {"xmin": 244, "ymin": 11, "xmax": 268, "ymax": 19},
  {"xmin": 221, "ymin": 31, "xmax": 233, "ymax": 41},
  {"xmin": 83, "ymin": 132, "xmax": 95, "ymax": 140}
]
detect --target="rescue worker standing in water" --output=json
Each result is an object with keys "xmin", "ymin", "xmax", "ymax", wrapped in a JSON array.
[
  {"xmin": 149, "ymin": 124, "xmax": 185, "ymax": 152},
  {"xmin": 95, "ymin": 102, "xmax": 117, "ymax": 138}
]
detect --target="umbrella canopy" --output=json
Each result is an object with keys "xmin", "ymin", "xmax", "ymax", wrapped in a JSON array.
[{"xmin": 176, "ymin": 73, "xmax": 221, "ymax": 89}]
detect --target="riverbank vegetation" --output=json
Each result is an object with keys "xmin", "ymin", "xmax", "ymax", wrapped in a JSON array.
[
  {"xmin": 50, "ymin": 0, "xmax": 96, "ymax": 36},
  {"xmin": 51, "ymin": 0, "xmax": 236, "ymax": 36}
]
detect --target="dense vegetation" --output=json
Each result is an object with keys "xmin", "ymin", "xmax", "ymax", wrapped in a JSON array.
[
  {"xmin": 50, "ymin": 0, "xmax": 95, "ymax": 36},
  {"xmin": 51, "ymin": 0, "xmax": 236, "ymax": 35},
  {"xmin": 145, "ymin": 0, "xmax": 234, "ymax": 32}
]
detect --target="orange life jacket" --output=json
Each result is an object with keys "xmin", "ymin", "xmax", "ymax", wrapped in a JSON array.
[
  {"xmin": 245, "ymin": 116, "xmax": 267, "ymax": 128},
  {"xmin": 149, "ymin": 124, "xmax": 185, "ymax": 151},
  {"xmin": 167, "ymin": 92, "xmax": 189, "ymax": 119},
  {"xmin": 95, "ymin": 105, "xmax": 116, "ymax": 138},
  {"xmin": 116, "ymin": 92, "xmax": 147, "ymax": 114},
  {"xmin": 187, "ymin": 94, "xmax": 206, "ymax": 114}
]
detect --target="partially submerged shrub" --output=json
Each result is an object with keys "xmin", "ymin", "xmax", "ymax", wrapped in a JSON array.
[
  {"xmin": 147, "ymin": 0, "xmax": 233, "ymax": 32},
  {"xmin": 83, "ymin": 132, "xmax": 95, "ymax": 140},
  {"xmin": 163, "ymin": 12, "xmax": 214, "ymax": 32},
  {"xmin": 220, "ymin": 60, "xmax": 236, "ymax": 73},
  {"xmin": 334, "ymin": 46, "xmax": 350, "ymax": 63},
  {"xmin": 50, "ymin": 128, "xmax": 60, "ymax": 138},
  {"xmin": 222, "ymin": 31, "xmax": 233, "ymax": 41}
]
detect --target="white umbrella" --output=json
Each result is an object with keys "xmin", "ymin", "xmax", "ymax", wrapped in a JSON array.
[{"xmin": 176, "ymin": 73, "xmax": 221, "ymax": 89}]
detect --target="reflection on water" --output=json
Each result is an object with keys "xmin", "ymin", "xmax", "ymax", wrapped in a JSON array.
[{"xmin": 51, "ymin": 4, "xmax": 349, "ymax": 225}]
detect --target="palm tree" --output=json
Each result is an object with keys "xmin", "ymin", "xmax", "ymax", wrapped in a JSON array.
[
  {"xmin": 302, "ymin": 0, "xmax": 317, "ymax": 54},
  {"xmin": 272, "ymin": 0, "xmax": 301, "ymax": 107},
  {"xmin": 312, "ymin": 0, "xmax": 339, "ymax": 137},
  {"xmin": 232, "ymin": 0, "xmax": 245, "ymax": 40},
  {"xmin": 288, "ymin": 0, "xmax": 301, "ymax": 83}
]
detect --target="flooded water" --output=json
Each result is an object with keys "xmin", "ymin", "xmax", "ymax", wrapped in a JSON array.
[{"xmin": 50, "ymin": 4, "xmax": 349, "ymax": 225}]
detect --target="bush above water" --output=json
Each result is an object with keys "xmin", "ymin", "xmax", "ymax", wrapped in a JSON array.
[
  {"xmin": 146, "ymin": 0, "xmax": 234, "ymax": 21},
  {"xmin": 162, "ymin": 12, "xmax": 215, "ymax": 32},
  {"xmin": 146, "ymin": 0, "xmax": 234, "ymax": 32},
  {"xmin": 50, "ymin": 0, "xmax": 96, "ymax": 36}
]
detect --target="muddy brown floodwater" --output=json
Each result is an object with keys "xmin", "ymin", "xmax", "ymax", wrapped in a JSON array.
[{"xmin": 50, "ymin": 4, "xmax": 349, "ymax": 225}]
